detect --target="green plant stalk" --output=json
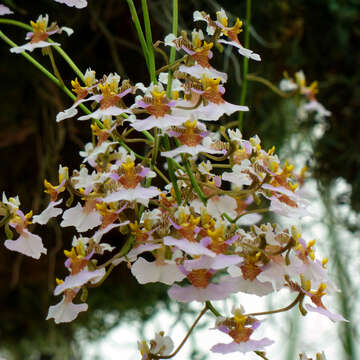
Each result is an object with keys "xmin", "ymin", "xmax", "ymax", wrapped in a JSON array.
[
  {"xmin": 246, "ymin": 73, "xmax": 293, "ymax": 98},
  {"xmin": 138, "ymin": 176, "xmax": 153, "ymax": 220},
  {"xmin": 0, "ymin": 19, "xmax": 85, "ymax": 82},
  {"xmin": 166, "ymin": 0, "xmax": 178, "ymax": 98},
  {"xmin": 98, "ymin": 236, "xmax": 134, "ymax": 269},
  {"xmin": 47, "ymin": 47, "xmax": 64, "ymax": 85},
  {"xmin": 141, "ymin": 0, "xmax": 156, "ymax": 83},
  {"xmin": 160, "ymin": 0, "xmax": 182, "ymax": 205},
  {"xmin": 126, "ymin": 0, "xmax": 150, "ymax": 74},
  {"xmin": 150, "ymin": 305, "xmax": 208, "ymax": 359},
  {"xmin": 163, "ymin": 136, "xmax": 182, "ymax": 205},
  {"xmin": 151, "ymin": 128, "xmax": 159, "ymax": 166},
  {"xmin": 245, "ymin": 293, "xmax": 304, "ymax": 317},
  {"xmin": 237, "ymin": 0, "xmax": 251, "ymax": 130},
  {"xmin": 51, "ymin": 41, "xmax": 85, "ymax": 82},
  {"xmin": 206, "ymin": 301, "xmax": 221, "ymax": 317},
  {"xmin": 183, "ymin": 156, "xmax": 207, "ymax": 205}
]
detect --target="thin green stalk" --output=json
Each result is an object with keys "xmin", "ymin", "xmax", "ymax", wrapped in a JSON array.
[
  {"xmin": 206, "ymin": 301, "xmax": 221, "ymax": 317},
  {"xmin": 142, "ymin": 130, "xmax": 154, "ymax": 142},
  {"xmin": 237, "ymin": 0, "xmax": 251, "ymax": 130},
  {"xmin": 141, "ymin": 0, "xmax": 156, "ymax": 83},
  {"xmin": 247, "ymin": 74, "xmax": 293, "ymax": 98},
  {"xmin": 98, "ymin": 236, "xmax": 134, "ymax": 269},
  {"xmin": 151, "ymin": 128, "xmax": 159, "ymax": 166},
  {"xmin": 162, "ymin": 0, "xmax": 182, "ymax": 205},
  {"xmin": 138, "ymin": 176, "xmax": 153, "ymax": 220},
  {"xmin": 245, "ymin": 293, "xmax": 304, "ymax": 317},
  {"xmin": 153, "ymin": 166, "xmax": 170, "ymax": 184},
  {"xmin": 0, "ymin": 18, "xmax": 30, "ymax": 31},
  {"xmin": 166, "ymin": 0, "xmax": 178, "ymax": 97},
  {"xmin": 51, "ymin": 42, "xmax": 85, "ymax": 82},
  {"xmin": 47, "ymin": 47, "xmax": 64, "ymax": 85},
  {"xmin": 126, "ymin": 0, "xmax": 150, "ymax": 73},
  {"xmin": 163, "ymin": 135, "xmax": 182, "ymax": 205},
  {"xmin": 150, "ymin": 305, "xmax": 208, "ymax": 359},
  {"xmin": 183, "ymin": 156, "xmax": 207, "ymax": 205}
]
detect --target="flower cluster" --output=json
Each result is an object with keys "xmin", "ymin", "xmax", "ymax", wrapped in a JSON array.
[
  {"xmin": 280, "ymin": 70, "xmax": 331, "ymax": 122},
  {"xmin": 1, "ymin": 4, "xmax": 342, "ymax": 359}
]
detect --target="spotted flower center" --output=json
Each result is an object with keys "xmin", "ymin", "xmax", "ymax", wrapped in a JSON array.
[
  {"xmin": 229, "ymin": 326, "xmax": 253, "ymax": 344},
  {"xmin": 208, "ymin": 226, "xmax": 228, "ymax": 254},
  {"xmin": 30, "ymin": 19, "xmax": 48, "ymax": 43},
  {"xmin": 177, "ymin": 120, "xmax": 203, "ymax": 146},
  {"xmin": 72, "ymin": 78, "xmax": 88, "ymax": 101},
  {"xmin": 64, "ymin": 245, "xmax": 88, "ymax": 275},
  {"xmin": 187, "ymin": 269, "xmax": 212, "ymax": 288},
  {"xmin": 118, "ymin": 161, "xmax": 142, "ymax": 189},
  {"xmin": 201, "ymin": 77, "xmax": 224, "ymax": 104},
  {"xmin": 99, "ymin": 81, "xmax": 120, "ymax": 109},
  {"xmin": 192, "ymin": 42, "xmax": 213, "ymax": 68},
  {"xmin": 146, "ymin": 90, "xmax": 171, "ymax": 118}
]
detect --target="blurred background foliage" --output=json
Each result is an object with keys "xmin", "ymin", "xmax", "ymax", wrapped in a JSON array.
[{"xmin": 0, "ymin": 0, "xmax": 359, "ymax": 359}]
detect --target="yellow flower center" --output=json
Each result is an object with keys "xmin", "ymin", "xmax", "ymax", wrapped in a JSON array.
[
  {"xmin": 99, "ymin": 80, "xmax": 118, "ymax": 98},
  {"xmin": 151, "ymin": 89, "xmax": 166, "ymax": 105},
  {"xmin": 30, "ymin": 18, "xmax": 47, "ymax": 34},
  {"xmin": 202, "ymin": 76, "xmax": 221, "ymax": 92}
]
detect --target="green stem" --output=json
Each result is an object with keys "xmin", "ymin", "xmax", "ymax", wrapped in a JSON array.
[
  {"xmin": 151, "ymin": 128, "xmax": 159, "ymax": 166},
  {"xmin": 136, "ymin": 0, "xmax": 160, "ymax": 212},
  {"xmin": 88, "ymin": 264, "xmax": 115, "ymax": 288},
  {"xmin": 51, "ymin": 42, "xmax": 85, "ymax": 82},
  {"xmin": 150, "ymin": 305, "xmax": 208, "ymax": 359},
  {"xmin": 142, "ymin": 129, "xmax": 154, "ymax": 142},
  {"xmin": 247, "ymin": 74, "xmax": 293, "ymax": 98},
  {"xmin": 161, "ymin": 0, "xmax": 182, "ymax": 205},
  {"xmin": 98, "ymin": 236, "xmax": 134, "ymax": 269},
  {"xmin": 0, "ymin": 18, "xmax": 30, "ymax": 31},
  {"xmin": 153, "ymin": 166, "xmax": 170, "ymax": 184},
  {"xmin": 245, "ymin": 293, "xmax": 304, "ymax": 317},
  {"xmin": 47, "ymin": 47, "xmax": 64, "ymax": 85},
  {"xmin": 141, "ymin": 0, "xmax": 156, "ymax": 83},
  {"xmin": 166, "ymin": 0, "xmax": 178, "ymax": 97},
  {"xmin": 163, "ymin": 135, "xmax": 182, "ymax": 205},
  {"xmin": 206, "ymin": 301, "xmax": 221, "ymax": 317},
  {"xmin": 126, "ymin": 0, "xmax": 150, "ymax": 74},
  {"xmin": 0, "ymin": 212, "xmax": 11, "ymax": 228},
  {"xmin": 138, "ymin": 176, "xmax": 153, "ymax": 220},
  {"xmin": 234, "ymin": 208, "xmax": 269, "ymax": 222},
  {"xmin": 183, "ymin": 156, "xmax": 207, "ymax": 205},
  {"xmin": 254, "ymin": 351, "xmax": 269, "ymax": 360},
  {"xmin": 237, "ymin": 0, "xmax": 252, "ymax": 130}
]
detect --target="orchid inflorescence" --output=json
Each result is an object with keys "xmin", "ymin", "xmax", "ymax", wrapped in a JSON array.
[{"xmin": 0, "ymin": 1, "xmax": 337, "ymax": 359}]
